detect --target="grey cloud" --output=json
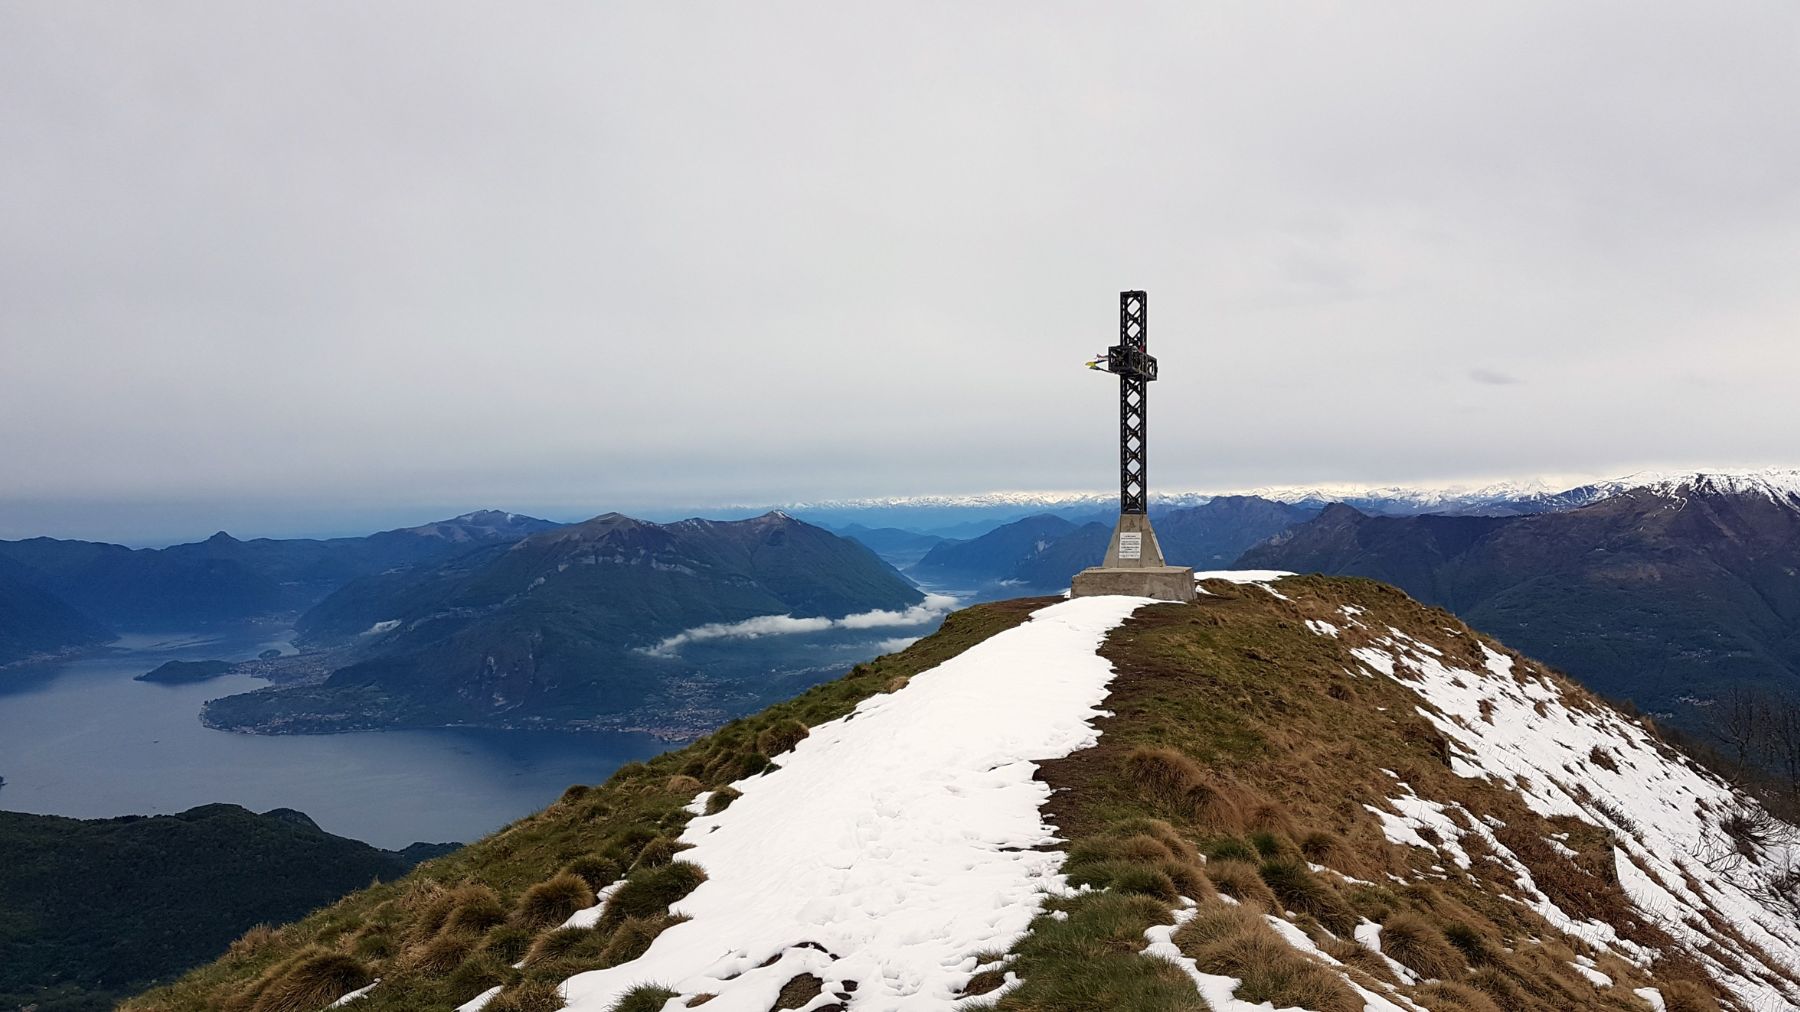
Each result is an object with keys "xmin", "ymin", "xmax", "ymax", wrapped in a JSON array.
[
  {"xmin": 2, "ymin": 2, "xmax": 1798, "ymax": 541},
  {"xmin": 1470, "ymin": 369, "xmax": 1523, "ymax": 386}
]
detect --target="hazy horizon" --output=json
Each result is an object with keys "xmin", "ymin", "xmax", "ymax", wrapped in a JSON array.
[{"xmin": 6, "ymin": 461, "xmax": 1793, "ymax": 546}]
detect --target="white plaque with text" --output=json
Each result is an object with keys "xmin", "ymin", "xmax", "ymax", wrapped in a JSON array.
[{"xmin": 1117, "ymin": 531, "xmax": 1142, "ymax": 560}]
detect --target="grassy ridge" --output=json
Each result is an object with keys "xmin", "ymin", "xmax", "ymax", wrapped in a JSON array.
[
  {"xmin": 981, "ymin": 576, "xmax": 1730, "ymax": 1012},
  {"xmin": 124, "ymin": 598, "xmax": 1052, "ymax": 1012}
]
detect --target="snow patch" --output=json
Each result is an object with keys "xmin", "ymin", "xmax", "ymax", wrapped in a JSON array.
[
  {"xmin": 559, "ymin": 595, "xmax": 1151, "ymax": 1011},
  {"xmin": 1352, "ymin": 631, "xmax": 1800, "ymax": 1006}
]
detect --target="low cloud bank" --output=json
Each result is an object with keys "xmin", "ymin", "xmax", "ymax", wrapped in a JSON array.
[{"xmin": 646, "ymin": 594, "xmax": 957, "ymax": 656}]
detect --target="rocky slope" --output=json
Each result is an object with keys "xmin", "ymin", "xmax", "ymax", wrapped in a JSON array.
[
  {"xmin": 1238, "ymin": 472, "xmax": 1800, "ymax": 724},
  {"xmin": 130, "ymin": 575, "xmax": 1800, "ymax": 1012},
  {"xmin": 202, "ymin": 512, "xmax": 927, "ymax": 734}
]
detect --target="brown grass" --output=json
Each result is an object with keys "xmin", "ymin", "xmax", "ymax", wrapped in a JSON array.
[
  {"xmin": 243, "ymin": 949, "xmax": 371, "ymax": 1012},
  {"xmin": 561, "ymin": 854, "xmax": 624, "ymax": 892},
  {"xmin": 513, "ymin": 873, "xmax": 594, "ymax": 931},
  {"xmin": 1187, "ymin": 780, "xmax": 1247, "ymax": 834},
  {"xmin": 601, "ymin": 914, "xmax": 684, "ymax": 966},
  {"xmin": 1124, "ymin": 746, "xmax": 1205, "ymax": 810},
  {"xmin": 1320, "ymin": 935, "xmax": 1397, "ymax": 985},
  {"xmin": 523, "ymin": 926, "xmax": 603, "ymax": 965},
  {"xmin": 1378, "ymin": 911, "xmax": 1463, "ymax": 979},
  {"xmin": 1411, "ymin": 981, "xmax": 1501, "ymax": 1012},
  {"xmin": 1173, "ymin": 900, "xmax": 1360, "ymax": 1012},
  {"xmin": 632, "ymin": 835, "xmax": 691, "ymax": 869},
  {"xmin": 405, "ymin": 929, "xmax": 478, "ymax": 974},
  {"xmin": 227, "ymin": 924, "xmax": 278, "ymax": 959},
  {"xmin": 755, "ymin": 719, "xmax": 810, "ymax": 757},
  {"xmin": 484, "ymin": 980, "xmax": 566, "ymax": 1012},
  {"xmin": 1660, "ymin": 980, "xmax": 1722, "ymax": 1012},
  {"xmin": 1202, "ymin": 858, "xmax": 1276, "ymax": 908}
]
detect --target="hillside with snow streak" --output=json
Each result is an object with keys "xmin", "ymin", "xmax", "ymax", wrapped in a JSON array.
[
  {"xmin": 541, "ymin": 596, "xmax": 1148, "ymax": 1010},
  {"xmin": 1329, "ymin": 607, "xmax": 1800, "ymax": 1010},
  {"xmin": 129, "ymin": 576, "xmax": 1800, "ymax": 1012}
]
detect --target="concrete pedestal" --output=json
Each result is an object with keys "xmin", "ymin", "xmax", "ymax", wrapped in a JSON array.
[
  {"xmin": 1071, "ymin": 565, "xmax": 1196, "ymax": 602},
  {"xmin": 1069, "ymin": 513, "xmax": 1196, "ymax": 603}
]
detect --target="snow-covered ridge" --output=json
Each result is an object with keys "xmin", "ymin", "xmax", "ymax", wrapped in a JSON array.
[
  {"xmin": 558, "ymin": 595, "xmax": 1151, "ymax": 1011},
  {"xmin": 767, "ymin": 467, "xmax": 1800, "ymax": 519},
  {"xmin": 1329, "ymin": 613, "xmax": 1800, "ymax": 1010},
  {"xmin": 1596, "ymin": 468, "xmax": 1800, "ymax": 505}
]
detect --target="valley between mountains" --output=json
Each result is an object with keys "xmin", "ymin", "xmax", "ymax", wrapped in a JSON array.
[{"xmin": 132, "ymin": 575, "xmax": 1800, "ymax": 1012}]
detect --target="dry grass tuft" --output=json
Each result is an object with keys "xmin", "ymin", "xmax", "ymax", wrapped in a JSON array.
[
  {"xmin": 1174, "ymin": 900, "xmax": 1360, "ymax": 1012},
  {"xmin": 1320, "ymin": 935, "xmax": 1397, "ymax": 985},
  {"xmin": 1245, "ymin": 801, "xmax": 1299, "ymax": 839},
  {"xmin": 244, "ymin": 948, "xmax": 371, "ymax": 1012},
  {"xmin": 481, "ymin": 925, "xmax": 533, "ymax": 964},
  {"xmin": 1203, "ymin": 858, "xmax": 1276, "ymax": 908},
  {"xmin": 1258, "ymin": 858, "xmax": 1355, "ymax": 935},
  {"xmin": 1464, "ymin": 967, "xmax": 1533, "ymax": 1009},
  {"xmin": 1108, "ymin": 818, "xmax": 1200, "ymax": 863},
  {"xmin": 705, "ymin": 787, "xmax": 741, "ymax": 815},
  {"xmin": 441, "ymin": 887, "xmax": 508, "ymax": 936},
  {"xmin": 227, "ymin": 924, "xmax": 278, "ymax": 959},
  {"xmin": 755, "ymin": 719, "xmax": 810, "ymax": 758},
  {"xmin": 1411, "ymin": 981, "xmax": 1501, "ymax": 1012},
  {"xmin": 485, "ymin": 980, "xmax": 567, "ymax": 1012},
  {"xmin": 1660, "ymin": 980, "xmax": 1722, "ymax": 1012},
  {"xmin": 562, "ymin": 854, "xmax": 624, "ymax": 892},
  {"xmin": 1125, "ymin": 746, "xmax": 1205, "ymax": 810},
  {"xmin": 632, "ymin": 835, "xmax": 691, "ymax": 869},
  {"xmin": 1440, "ymin": 921, "xmax": 1497, "ymax": 966},
  {"xmin": 1299, "ymin": 830, "xmax": 1345, "ymax": 865},
  {"xmin": 600, "ymin": 914, "xmax": 684, "ymax": 967},
  {"xmin": 601, "ymin": 860, "xmax": 708, "ymax": 928},
  {"xmin": 524, "ymin": 926, "xmax": 604, "ymax": 966},
  {"xmin": 406, "ymin": 929, "xmax": 478, "ymax": 975},
  {"xmin": 513, "ymin": 873, "xmax": 595, "ymax": 931},
  {"xmin": 664, "ymin": 773, "xmax": 703, "ymax": 794},
  {"xmin": 1378, "ymin": 911, "xmax": 1463, "ymax": 979},
  {"xmin": 1187, "ymin": 780, "xmax": 1247, "ymax": 834}
]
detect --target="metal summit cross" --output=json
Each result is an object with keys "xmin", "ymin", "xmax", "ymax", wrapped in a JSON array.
[{"xmin": 1070, "ymin": 290, "xmax": 1197, "ymax": 603}]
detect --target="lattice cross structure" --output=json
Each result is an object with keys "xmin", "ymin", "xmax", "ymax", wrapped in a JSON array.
[{"xmin": 1100, "ymin": 291, "xmax": 1158, "ymax": 514}]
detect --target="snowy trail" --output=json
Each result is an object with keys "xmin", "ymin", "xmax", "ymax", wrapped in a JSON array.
[{"xmin": 559, "ymin": 595, "xmax": 1151, "ymax": 1012}]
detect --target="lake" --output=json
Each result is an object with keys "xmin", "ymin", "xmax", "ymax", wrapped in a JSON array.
[{"xmin": 0, "ymin": 626, "xmax": 669, "ymax": 850}]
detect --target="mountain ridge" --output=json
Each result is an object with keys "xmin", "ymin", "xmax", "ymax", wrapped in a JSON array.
[
  {"xmin": 201, "ymin": 511, "xmax": 928, "ymax": 735},
  {"xmin": 130, "ymin": 576, "xmax": 1800, "ymax": 1012},
  {"xmin": 1238, "ymin": 476, "xmax": 1800, "ymax": 728}
]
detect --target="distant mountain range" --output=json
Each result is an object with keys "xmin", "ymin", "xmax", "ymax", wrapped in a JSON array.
[
  {"xmin": 0, "ymin": 510, "xmax": 559, "ymax": 666},
  {"xmin": 1239, "ymin": 470, "xmax": 1800, "ymax": 725},
  {"xmin": 0, "ymin": 803, "xmax": 452, "ymax": 1012},
  {"xmin": 781, "ymin": 469, "xmax": 1800, "ymax": 532},
  {"xmin": 201, "ymin": 512, "xmax": 924, "ymax": 734}
]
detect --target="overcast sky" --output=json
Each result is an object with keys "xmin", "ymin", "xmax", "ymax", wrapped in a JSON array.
[{"xmin": 4, "ymin": 3, "xmax": 1798, "ymax": 543}]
